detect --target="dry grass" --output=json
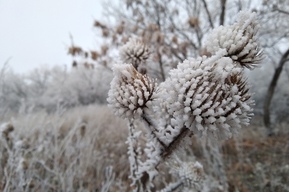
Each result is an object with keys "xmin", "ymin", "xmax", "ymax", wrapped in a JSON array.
[
  {"xmin": 0, "ymin": 105, "xmax": 130, "ymax": 191},
  {"xmin": 0, "ymin": 107, "xmax": 288, "ymax": 191},
  {"xmin": 222, "ymin": 118, "xmax": 289, "ymax": 192}
]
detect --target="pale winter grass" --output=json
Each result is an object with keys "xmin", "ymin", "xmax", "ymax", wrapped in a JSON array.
[
  {"xmin": 0, "ymin": 104, "xmax": 130, "ymax": 191},
  {"xmin": 0, "ymin": 105, "xmax": 288, "ymax": 191}
]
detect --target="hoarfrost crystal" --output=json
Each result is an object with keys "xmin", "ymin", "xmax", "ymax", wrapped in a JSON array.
[
  {"xmin": 107, "ymin": 64, "xmax": 156, "ymax": 119},
  {"xmin": 156, "ymin": 53, "xmax": 254, "ymax": 140},
  {"xmin": 120, "ymin": 37, "xmax": 150, "ymax": 70},
  {"xmin": 204, "ymin": 11, "xmax": 264, "ymax": 69}
]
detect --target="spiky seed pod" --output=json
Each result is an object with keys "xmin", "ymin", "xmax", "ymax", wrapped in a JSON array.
[
  {"xmin": 107, "ymin": 64, "xmax": 157, "ymax": 119},
  {"xmin": 204, "ymin": 11, "xmax": 264, "ymax": 69},
  {"xmin": 120, "ymin": 37, "xmax": 150, "ymax": 71},
  {"xmin": 156, "ymin": 54, "xmax": 254, "ymax": 140}
]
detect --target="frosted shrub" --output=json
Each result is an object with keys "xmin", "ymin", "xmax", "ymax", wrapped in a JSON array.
[
  {"xmin": 0, "ymin": 64, "xmax": 112, "ymax": 116},
  {"xmin": 108, "ymin": 11, "xmax": 263, "ymax": 191}
]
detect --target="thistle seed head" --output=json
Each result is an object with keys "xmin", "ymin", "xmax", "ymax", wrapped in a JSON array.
[
  {"xmin": 107, "ymin": 64, "xmax": 157, "ymax": 119},
  {"xmin": 120, "ymin": 37, "xmax": 150, "ymax": 71},
  {"xmin": 156, "ymin": 55, "xmax": 254, "ymax": 140},
  {"xmin": 204, "ymin": 11, "xmax": 264, "ymax": 69}
]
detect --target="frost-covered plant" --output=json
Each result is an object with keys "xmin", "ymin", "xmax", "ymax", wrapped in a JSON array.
[
  {"xmin": 162, "ymin": 159, "xmax": 204, "ymax": 192},
  {"xmin": 204, "ymin": 11, "xmax": 263, "ymax": 69},
  {"xmin": 107, "ymin": 64, "xmax": 156, "ymax": 119},
  {"xmin": 108, "ymin": 11, "xmax": 263, "ymax": 191},
  {"xmin": 120, "ymin": 37, "xmax": 150, "ymax": 73}
]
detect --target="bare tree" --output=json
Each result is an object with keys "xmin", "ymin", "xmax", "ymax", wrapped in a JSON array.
[
  {"xmin": 257, "ymin": 1, "xmax": 289, "ymax": 135},
  {"xmin": 70, "ymin": 0, "xmax": 250, "ymax": 81}
]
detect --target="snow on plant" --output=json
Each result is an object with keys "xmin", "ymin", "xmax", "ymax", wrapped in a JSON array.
[{"xmin": 107, "ymin": 11, "xmax": 263, "ymax": 191}]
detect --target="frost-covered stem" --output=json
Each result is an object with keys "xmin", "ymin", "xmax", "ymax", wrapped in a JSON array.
[
  {"xmin": 141, "ymin": 113, "xmax": 192, "ymax": 161},
  {"xmin": 100, "ymin": 166, "xmax": 115, "ymax": 192},
  {"xmin": 141, "ymin": 114, "xmax": 166, "ymax": 149},
  {"xmin": 160, "ymin": 127, "xmax": 191, "ymax": 159},
  {"xmin": 127, "ymin": 121, "xmax": 139, "ymax": 180},
  {"xmin": 201, "ymin": 138, "xmax": 228, "ymax": 191},
  {"xmin": 160, "ymin": 180, "xmax": 183, "ymax": 192},
  {"xmin": 131, "ymin": 116, "xmax": 162, "ymax": 191},
  {"xmin": 141, "ymin": 115, "xmax": 192, "ymax": 164},
  {"xmin": 126, "ymin": 120, "xmax": 144, "ymax": 191}
]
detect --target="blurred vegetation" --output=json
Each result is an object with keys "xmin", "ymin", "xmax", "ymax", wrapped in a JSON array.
[{"xmin": 0, "ymin": 0, "xmax": 289, "ymax": 191}]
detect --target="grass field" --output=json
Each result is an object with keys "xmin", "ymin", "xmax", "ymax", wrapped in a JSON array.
[{"xmin": 0, "ymin": 105, "xmax": 288, "ymax": 191}]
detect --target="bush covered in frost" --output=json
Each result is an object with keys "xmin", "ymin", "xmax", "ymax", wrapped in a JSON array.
[{"xmin": 0, "ymin": 64, "xmax": 112, "ymax": 115}]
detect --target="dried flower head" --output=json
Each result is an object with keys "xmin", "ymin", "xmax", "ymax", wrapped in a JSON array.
[
  {"xmin": 156, "ymin": 54, "xmax": 254, "ymax": 140},
  {"xmin": 107, "ymin": 64, "xmax": 157, "ymax": 119},
  {"xmin": 120, "ymin": 37, "xmax": 150, "ymax": 70},
  {"xmin": 116, "ymin": 21, "xmax": 125, "ymax": 34},
  {"xmin": 188, "ymin": 17, "xmax": 199, "ymax": 28},
  {"xmin": 102, "ymin": 28, "xmax": 109, "ymax": 37},
  {"xmin": 0, "ymin": 122, "xmax": 14, "ymax": 138},
  {"xmin": 90, "ymin": 51, "xmax": 99, "ymax": 60},
  {"xmin": 93, "ymin": 20, "xmax": 106, "ymax": 28},
  {"xmin": 18, "ymin": 157, "xmax": 29, "ymax": 171},
  {"xmin": 68, "ymin": 46, "xmax": 83, "ymax": 56},
  {"xmin": 204, "ymin": 11, "xmax": 264, "ymax": 69}
]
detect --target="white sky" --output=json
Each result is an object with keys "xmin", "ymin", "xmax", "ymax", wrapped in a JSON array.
[{"xmin": 0, "ymin": 0, "xmax": 104, "ymax": 74}]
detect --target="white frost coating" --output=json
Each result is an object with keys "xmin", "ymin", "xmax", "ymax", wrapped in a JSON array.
[
  {"xmin": 107, "ymin": 64, "xmax": 156, "ymax": 119},
  {"xmin": 120, "ymin": 37, "xmax": 150, "ymax": 69},
  {"xmin": 168, "ymin": 157, "xmax": 205, "ymax": 191},
  {"xmin": 113, "ymin": 63, "xmax": 134, "ymax": 79},
  {"xmin": 126, "ymin": 123, "xmax": 145, "ymax": 188},
  {"xmin": 155, "ymin": 52, "xmax": 254, "ymax": 140},
  {"xmin": 204, "ymin": 11, "xmax": 264, "ymax": 69}
]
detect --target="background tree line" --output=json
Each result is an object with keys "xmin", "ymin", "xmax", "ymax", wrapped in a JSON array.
[{"xmin": 1, "ymin": 0, "xmax": 289, "ymax": 135}]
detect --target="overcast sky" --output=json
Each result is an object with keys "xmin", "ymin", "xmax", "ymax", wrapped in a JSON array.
[{"xmin": 0, "ymin": 0, "xmax": 104, "ymax": 74}]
